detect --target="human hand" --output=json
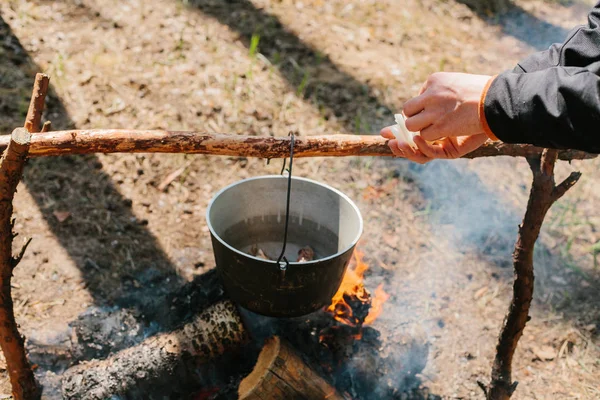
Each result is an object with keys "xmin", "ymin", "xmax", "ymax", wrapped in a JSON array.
[
  {"xmin": 380, "ymin": 128, "xmax": 489, "ymax": 164},
  {"xmin": 402, "ymin": 72, "xmax": 492, "ymax": 141}
]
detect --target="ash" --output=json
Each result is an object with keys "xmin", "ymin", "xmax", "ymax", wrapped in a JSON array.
[{"xmin": 241, "ymin": 308, "xmax": 436, "ymax": 400}]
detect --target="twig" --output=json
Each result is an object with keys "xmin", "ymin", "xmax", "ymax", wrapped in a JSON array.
[
  {"xmin": 40, "ymin": 121, "xmax": 52, "ymax": 133},
  {"xmin": 0, "ymin": 130, "xmax": 595, "ymax": 161},
  {"xmin": 157, "ymin": 160, "xmax": 193, "ymax": 192},
  {"xmin": 553, "ymin": 172, "xmax": 582, "ymax": 200},
  {"xmin": 24, "ymin": 74, "xmax": 50, "ymax": 134},
  {"xmin": 0, "ymin": 73, "xmax": 49, "ymax": 400},
  {"xmin": 486, "ymin": 148, "xmax": 581, "ymax": 400},
  {"xmin": 11, "ymin": 237, "xmax": 32, "ymax": 270},
  {"xmin": 477, "ymin": 380, "xmax": 488, "ymax": 397}
]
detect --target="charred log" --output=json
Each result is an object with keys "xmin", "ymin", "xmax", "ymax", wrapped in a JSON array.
[
  {"xmin": 238, "ymin": 336, "xmax": 345, "ymax": 400},
  {"xmin": 61, "ymin": 300, "xmax": 249, "ymax": 399},
  {"xmin": 342, "ymin": 289, "xmax": 371, "ymax": 326},
  {"xmin": 68, "ymin": 269, "xmax": 225, "ymax": 363}
]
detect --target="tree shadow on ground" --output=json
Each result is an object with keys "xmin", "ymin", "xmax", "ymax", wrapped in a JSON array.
[
  {"xmin": 0, "ymin": 14, "xmax": 183, "ymax": 332},
  {"xmin": 493, "ymin": 4, "xmax": 570, "ymax": 50},
  {"xmin": 183, "ymin": 0, "xmax": 393, "ymax": 133},
  {"xmin": 457, "ymin": 0, "xmax": 571, "ymax": 50}
]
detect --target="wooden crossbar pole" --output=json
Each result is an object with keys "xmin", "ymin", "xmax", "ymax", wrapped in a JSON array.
[{"xmin": 0, "ymin": 129, "xmax": 594, "ymax": 161}]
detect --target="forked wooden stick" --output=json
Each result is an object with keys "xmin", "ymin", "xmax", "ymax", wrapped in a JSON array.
[
  {"xmin": 483, "ymin": 149, "xmax": 581, "ymax": 400},
  {"xmin": 0, "ymin": 73, "xmax": 49, "ymax": 400},
  {"xmin": 0, "ymin": 130, "xmax": 594, "ymax": 160}
]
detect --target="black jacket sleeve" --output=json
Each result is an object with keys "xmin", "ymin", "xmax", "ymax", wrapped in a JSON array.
[{"xmin": 484, "ymin": 3, "xmax": 600, "ymax": 152}]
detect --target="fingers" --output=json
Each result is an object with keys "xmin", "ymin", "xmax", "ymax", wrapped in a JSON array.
[
  {"xmin": 388, "ymin": 139, "xmax": 433, "ymax": 164},
  {"xmin": 419, "ymin": 124, "xmax": 445, "ymax": 141},
  {"xmin": 413, "ymin": 133, "xmax": 489, "ymax": 160},
  {"xmin": 413, "ymin": 135, "xmax": 448, "ymax": 159},
  {"xmin": 403, "ymin": 93, "xmax": 427, "ymax": 117},
  {"xmin": 418, "ymin": 79, "xmax": 429, "ymax": 95},
  {"xmin": 404, "ymin": 110, "xmax": 436, "ymax": 132},
  {"xmin": 387, "ymin": 139, "xmax": 404, "ymax": 157},
  {"xmin": 380, "ymin": 126, "xmax": 396, "ymax": 140},
  {"xmin": 404, "ymin": 74, "xmax": 435, "ymax": 116}
]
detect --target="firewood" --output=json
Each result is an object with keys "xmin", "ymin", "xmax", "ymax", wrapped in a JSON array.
[
  {"xmin": 238, "ymin": 336, "xmax": 345, "ymax": 400},
  {"xmin": 61, "ymin": 300, "xmax": 249, "ymax": 400},
  {"xmin": 0, "ymin": 129, "xmax": 594, "ymax": 160}
]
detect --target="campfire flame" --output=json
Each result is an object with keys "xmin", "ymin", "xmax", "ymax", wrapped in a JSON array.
[
  {"xmin": 326, "ymin": 250, "xmax": 389, "ymax": 327},
  {"xmin": 364, "ymin": 283, "xmax": 391, "ymax": 325}
]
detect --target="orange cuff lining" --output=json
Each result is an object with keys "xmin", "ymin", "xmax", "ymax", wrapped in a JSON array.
[{"xmin": 479, "ymin": 75, "xmax": 499, "ymax": 141}]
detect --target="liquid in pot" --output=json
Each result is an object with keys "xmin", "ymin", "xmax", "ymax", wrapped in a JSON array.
[{"xmin": 221, "ymin": 214, "xmax": 339, "ymax": 262}]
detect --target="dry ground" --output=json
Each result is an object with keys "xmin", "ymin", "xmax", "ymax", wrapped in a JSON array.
[{"xmin": 0, "ymin": 0, "xmax": 599, "ymax": 398}]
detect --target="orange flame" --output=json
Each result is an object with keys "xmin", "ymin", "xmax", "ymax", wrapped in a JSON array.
[
  {"xmin": 365, "ymin": 283, "xmax": 391, "ymax": 325},
  {"xmin": 326, "ymin": 250, "xmax": 389, "ymax": 327}
]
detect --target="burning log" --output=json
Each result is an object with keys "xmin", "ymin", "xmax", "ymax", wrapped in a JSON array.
[
  {"xmin": 0, "ymin": 129, "xmax": 594, "ymax": 160},
  {"xmin": 238, "ymin": 336, "xmax": 345, "ymax": 400},
  {"xmin": 61, "ymin": 300, "xmax": 249, "ymax": 400},
  {"xmin": 330, "ymin": 288, "xmax": 372, "ymax": 327},
  {"xmin": 326, "ymin": 251, "xmax": 389, "ymax": 327}
]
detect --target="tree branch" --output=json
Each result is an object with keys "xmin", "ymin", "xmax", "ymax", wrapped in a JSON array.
[
  {"xmin": 0, "ymin": 73, "xmax": 49, "ymax": 400},
  {"xmin": 24, "ymin": 74, "xmax": 50, "ymax": 134},
  {"xmin": 486, "ymin": 151, "xmax": 581, "ymax": 400},
  {"xmin": 40, "ymin": 121, "xmax": 52, "ymax": 133},
  {"xmin": 553, "ymin": 171, "xmax": 582, "ymax": 201},
  {"xmin": 0, "ymin": 130, "xmax": 595, "ymax": 160},
  {"xmin": 540, "ymin": 148, "xmax": 558, "ymax": 177}
]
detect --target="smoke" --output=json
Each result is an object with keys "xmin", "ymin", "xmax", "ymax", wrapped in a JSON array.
[
  {"xmin": 408, "ymin": 159, "xmax": 520, "ymax": 253},
  {"xmin": 339, "ymin": 157, "xmax": 528, "ymax": 398}
]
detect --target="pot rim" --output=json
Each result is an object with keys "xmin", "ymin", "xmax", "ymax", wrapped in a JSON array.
[{"xmin": 206, "ymin": 175, "xmax": 363, "ymax": 266}]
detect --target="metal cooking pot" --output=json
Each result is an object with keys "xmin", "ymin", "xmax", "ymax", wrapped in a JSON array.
[{"xmin": 206, "ymin": 175, "xmax": 363, "ymax": 317}]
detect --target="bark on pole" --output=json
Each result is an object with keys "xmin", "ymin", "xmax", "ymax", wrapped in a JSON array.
[
  {"xmin": 61, "ymin": 300, "xmax": 249, "ymax": 399},
  {"xmin": 23, "ymin": 75, "xmax": 50, "ymax": 134},
  {"xmin": 238, "ymin": 336, "xmax": 345, "ymax": 400},
  {"xmin": 0, "ymin": 130, "xmax": 594, "ymax": 161},
  {"xmin": 485, "ymin": 149, "xmax": 581, "ymax": 400},
  {"xmin": 0, "ymin": 73, "xmax": 49, "ymax": 400}
]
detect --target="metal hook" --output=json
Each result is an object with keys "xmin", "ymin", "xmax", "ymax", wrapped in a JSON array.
[{"xmin": 278, "ymin": 257, "xmax": 289, "ymax": 282}]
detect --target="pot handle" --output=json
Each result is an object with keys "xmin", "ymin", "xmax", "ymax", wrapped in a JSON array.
[{"xmin": 275, "ymin": 133, "xmax": 295, "ymax": 280}]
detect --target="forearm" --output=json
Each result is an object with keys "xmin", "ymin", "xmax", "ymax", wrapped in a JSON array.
[{"xmin": 483, "ymin": 67, "xmax": 600, "ymax": 153}]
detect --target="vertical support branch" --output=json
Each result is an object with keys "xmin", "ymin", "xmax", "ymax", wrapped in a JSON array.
[
  {"xmin": 24, "ymin": 74, "xmax": 50, "ymax": 134},
  {"xmin": 0, "ymin": 73, "xmax": 49, "ymax": 400},
  {"xmin": 486, "ymin": 149, "xmax": 581, "ymax": 400}
]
